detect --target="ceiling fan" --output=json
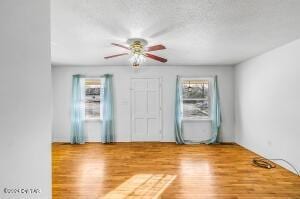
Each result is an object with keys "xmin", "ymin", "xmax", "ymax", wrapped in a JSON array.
[{"xmin": 104, "ymin": 38, "xmax": 167, "ymax": 69}]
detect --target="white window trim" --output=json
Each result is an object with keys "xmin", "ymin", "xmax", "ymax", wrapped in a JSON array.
[
  {"xmin": 183, "ymin": 118, "xmax": 212, "ymax": 122},
  {"xmin": 180, "ymin": 77, "xmax": 213, "ymax": 121},
  {"xmin": 85, "ymin": 118, "xmax": 103, "ymax": 122}
]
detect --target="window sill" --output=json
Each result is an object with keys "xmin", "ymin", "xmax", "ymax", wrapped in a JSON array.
[
  {"xmin": 183, "ymin": 119, "xmax": 211, "ymax": 122},
  {"xmin": 85, "ymin": 119, "xmax": 103, "ymax": 122}
]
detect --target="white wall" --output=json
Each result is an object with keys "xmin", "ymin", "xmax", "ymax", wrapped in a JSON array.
[
  {"xmin": 235, "ymin": 39, "xmax": 300, "ymax": 174},
  {"xmin": 0, "ymin": 0, "xmax": 51, "ymax": 199},
  {"xmin": 52, "ymin": 65, "xmax": 235, "ymax": 143}
]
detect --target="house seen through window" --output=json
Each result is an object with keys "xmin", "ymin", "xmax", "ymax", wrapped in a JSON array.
[
  {"xmin": 84, "ymin": 78, "xmax": 103, "ymax": 120},
  {"xmin": 182, "ymin": 79, "xmax": 210, "ymax": 120}
]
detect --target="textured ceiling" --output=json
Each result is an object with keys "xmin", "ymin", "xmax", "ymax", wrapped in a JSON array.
[{"xmin": 51, "ymin": 0, "xmax": 300, "ymax": 66}]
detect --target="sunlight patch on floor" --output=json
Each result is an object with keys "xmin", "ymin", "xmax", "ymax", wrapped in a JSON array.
[{"xmin": 103, "ymin": 174, "xmax": 176, "ymax": 199}]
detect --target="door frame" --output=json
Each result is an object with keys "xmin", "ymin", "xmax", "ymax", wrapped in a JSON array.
[{"xmin": 130, "ymin": 76, "xmax": 163, "ymax": 142}]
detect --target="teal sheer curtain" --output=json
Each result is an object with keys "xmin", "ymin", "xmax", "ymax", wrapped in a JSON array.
[
  {"xmin": 207, "ymin": 75, "xmax": 221, "ymax": 144},
  {"xmin": 71, "ymin": 74, "xmax": 85, "ymax": 144},
  {"xmin": 102, "ymin": 74, "xmax": 114, "ymax": 143},
  {"xmin": 174, "ymin": 76, "xmax": 185, "ymax": 144}
]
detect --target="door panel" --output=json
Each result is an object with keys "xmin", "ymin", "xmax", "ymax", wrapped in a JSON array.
[
  {"xmin": 134, "ymin": 91, "xmax": 147, "ymax": 116},
  {"xmin": 147, "ymin": 118, "xmax": 160, "ymax": 140},
  {"xmin": 133, "ymin": 79, "xmax": 147, "ymax": 90},
  {"xmin": 148, "ymin": 79, "xmax": 159, "ymax": 90},
  {"xmin": 148, "ymin": 91, "xmax": 159, "ymax": 116},
  {"xmin": 134, "ymin": 118, "xmax": 148, "ymax": 141},
  {"xmin": 131, "ymin": 78, "xmax": 162, "ymax": 141}
]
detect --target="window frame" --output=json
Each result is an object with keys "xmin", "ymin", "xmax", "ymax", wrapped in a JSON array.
[
  {"xmin": 180, "ymin": 77, "xmax": 212, "ymax": 121},
  {"xmin": 83, "ymin": 77, "xmax": 104, "ymax": 122}
]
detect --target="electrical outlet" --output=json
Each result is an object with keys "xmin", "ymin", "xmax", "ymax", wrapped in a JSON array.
[{"xmin": 267, "ymin": 140, "xmax": 272, "ymax": 147}]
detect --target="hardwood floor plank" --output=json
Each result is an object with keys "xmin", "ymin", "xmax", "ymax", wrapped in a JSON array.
[{"xmin": 52, "ymin": 143, "xmax": 300, "ymax": 198}]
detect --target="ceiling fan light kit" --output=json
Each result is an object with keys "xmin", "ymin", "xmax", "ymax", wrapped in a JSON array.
[
  {"xmin": 104, "ymin": 38, "xmax": 167, "ymax": 70},
  {"xmin": 128, "ymin": 38, "xmax": 147, "ymax": 70}
]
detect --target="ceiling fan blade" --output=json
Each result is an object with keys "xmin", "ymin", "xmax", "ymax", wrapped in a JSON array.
[
  {"xmin": 111, "ymin": 43, "xmax": 130, "ymax": 50},
  {"xmin": 145, "ymin": 53, "xmax": 167, "ymax": 63},
  {"xmin": 146, "ymin": 44, "xmax": 166, "ymax": 52},
  {"xmin": 104, "ymin": 53, "xmax": 128, "ymax": 59}
]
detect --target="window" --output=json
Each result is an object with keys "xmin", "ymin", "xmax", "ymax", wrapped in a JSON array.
[
  {"xmin": 182, "ymin": 79, "xmax": 210, "ymax": 120},
  {"xmin": 84, "ymin": 78, "xmax": 103, "ymax": 120}
]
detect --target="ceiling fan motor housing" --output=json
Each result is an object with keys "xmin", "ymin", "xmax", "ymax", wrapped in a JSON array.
[{"xmin": 127, "ymin": 38, "xmax": 148, "ymax": 55}]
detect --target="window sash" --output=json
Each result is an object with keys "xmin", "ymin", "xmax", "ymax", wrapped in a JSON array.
[
  {"xmin": 181, "ymin": 77, "xmax": 212, "ymax": 120},
  {"xmin": 83, "ymin": 78, "xmax": 104, "ymax": 121}
]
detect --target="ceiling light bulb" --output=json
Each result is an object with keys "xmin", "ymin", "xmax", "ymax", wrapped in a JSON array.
[
  {"xmin": 132, "ymin": 63, "xmax": 140, "ymax": 70},
  {"xmin": 129, "ymin": 53, "xmax": 145, "ymax": 70}
]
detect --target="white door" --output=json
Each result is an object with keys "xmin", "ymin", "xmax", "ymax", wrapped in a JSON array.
[{"xmin": 131, "ymin": 78, "xmax": 162, "ymax": 141}]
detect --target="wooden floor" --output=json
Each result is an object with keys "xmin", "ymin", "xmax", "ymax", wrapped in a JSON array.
[{"xmin": 52, "ymin": 143, "xmax": 300, "ymax": 198}]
